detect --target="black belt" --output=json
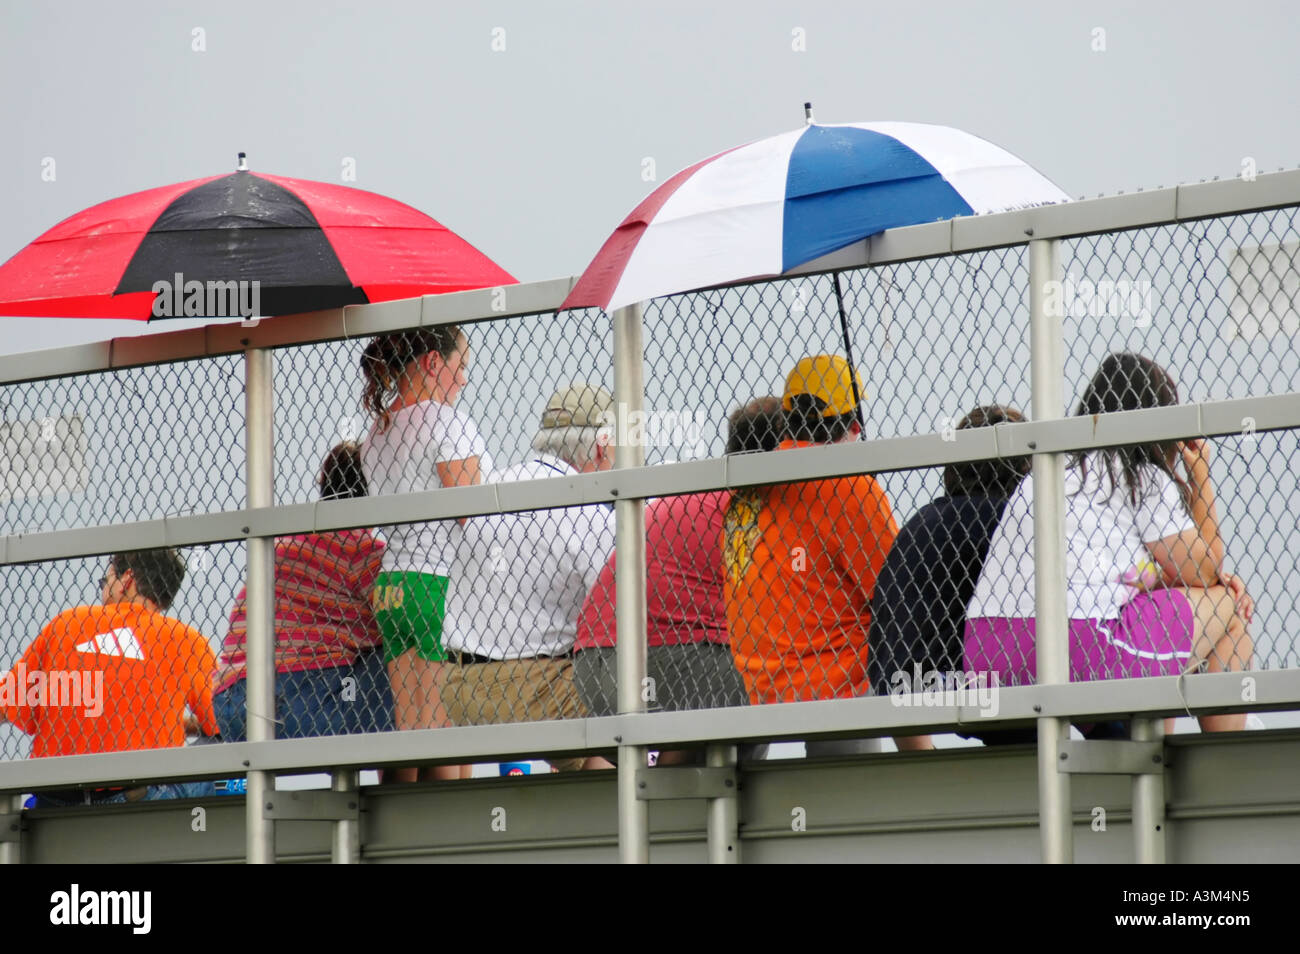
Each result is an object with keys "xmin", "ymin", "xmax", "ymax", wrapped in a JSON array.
[{"xmin": 450, "ymin": 650, "xmax": 573, "ymax": 665}]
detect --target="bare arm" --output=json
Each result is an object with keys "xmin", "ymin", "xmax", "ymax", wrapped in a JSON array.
[
  {"xmin": 1145, "ymin": 439, "xmax": 1225, "ymax": 587},
  {"xmin": 436, "ymin": 455, "xmax": 482, "ymax": 526}
]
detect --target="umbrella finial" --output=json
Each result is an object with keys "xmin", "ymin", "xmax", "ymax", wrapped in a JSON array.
[
  {"xmin": 804, "ymin": 102, "xmax": 815, "ymax": 126},
  {"xmin": 236, "ymin": 152, "xmax": 248, "ymax": 172}
]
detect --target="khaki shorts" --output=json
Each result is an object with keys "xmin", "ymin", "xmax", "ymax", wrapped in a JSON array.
[{"xmin": 443, "ymin": 656, "xmax": 588, "ymax": 772}]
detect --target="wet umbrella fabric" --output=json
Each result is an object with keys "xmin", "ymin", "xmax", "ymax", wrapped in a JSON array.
[
  {"xmin": 561, "ymin": 121, "xmax": 1070, "ymax": 313},
  {"xmin": 0, "ymin": 170, "xmax": 516, "ymax": 319}
]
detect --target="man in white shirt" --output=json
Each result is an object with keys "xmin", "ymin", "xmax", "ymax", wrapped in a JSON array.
[{"xmin": 442, "ymin": 383, "xmax": 616, "ymax": 770}]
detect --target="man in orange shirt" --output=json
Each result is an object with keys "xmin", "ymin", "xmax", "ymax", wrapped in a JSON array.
[
  {"xmin": 1, "ymin": 548, "xmax": 218, "ymax": 805},
  {"xmin": 724, "ymin": 355, "xmax": 899, "ymax": 711}
]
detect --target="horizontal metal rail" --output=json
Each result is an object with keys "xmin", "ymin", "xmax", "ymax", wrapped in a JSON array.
[
  {"xmin": 2, "ymin": 394, "xmax": 1294, "ymax": 566},
  {"xmin": 19, "ymin": 730, "xmax": 1300, "ymax": 864},
  {"xmin": 1, "ymin": 669, "xmax": 1297, "ymax": 795},
  {"xmin": 0, "ymin": 171, "xmax": 1296, "ymax": 387}
]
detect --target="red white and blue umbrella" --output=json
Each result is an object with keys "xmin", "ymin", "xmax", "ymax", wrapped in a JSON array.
[{"xmin": 562, "ymin": 117, "xmax": 1069, "ymax": 313}]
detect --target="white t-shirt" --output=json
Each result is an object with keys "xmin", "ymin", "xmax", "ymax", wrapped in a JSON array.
[
  {"xmin": 967, "ymin": 457, "xmax": 1195, "ymax": 623},
  {"xmin": 361, "ymin": 400, "xmax": 492, "ymax": 578},
  {"xmin": 443, "ymin": 455, "xmax": 616, "ymax": 659}
]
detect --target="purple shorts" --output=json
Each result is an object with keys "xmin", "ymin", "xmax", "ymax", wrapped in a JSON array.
[{"xmin": 965, "ymin": 589, "xmax": 1196, "ymax": 685}]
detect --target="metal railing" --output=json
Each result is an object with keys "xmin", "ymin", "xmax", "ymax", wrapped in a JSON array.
[{"xmin": 2, "ymin": 169, "xmax": 1300, "ymax": 864}]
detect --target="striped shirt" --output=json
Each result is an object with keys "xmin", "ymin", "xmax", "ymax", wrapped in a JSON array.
[{"xmin": 215, "ymin": 530, "xmax": 384, "ymax": 694}]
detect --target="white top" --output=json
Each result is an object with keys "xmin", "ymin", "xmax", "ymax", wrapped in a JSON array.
[
  {"xmin": 967, "ymin": 457, "xmax": 1195, "ymax": 623},
  {"xmin": 443, "ymin": 455, "xmax": 616, "ymax": 659},
  {"xmin": 360, "ymin": 400, "xmax": 492, "ymax": 577}
]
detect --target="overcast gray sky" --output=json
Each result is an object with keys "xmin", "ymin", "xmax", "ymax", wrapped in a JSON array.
[{"xmin": 2, "ymin": 0, "xmax": 1299, "ymax": 352}]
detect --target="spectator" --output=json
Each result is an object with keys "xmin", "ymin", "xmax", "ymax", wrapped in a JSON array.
[
  {"xmin": 869, "ymin": 406, "xmax": 1030, "ymax": 750},
  {"xmin": 572, "ymin": 398, "xmax": 784, "ymax": 742},
  {"xmin": 0, "ymin": 549, "xmax": 217, "ymax": 806},
  {"xmin": 723, "ymin": 356, "xmax": 900, "ymax": 726},
  {"xmin": 213, "ymin": 442, "xmax": 394, "ymax": 741},
  {"xmin": 359, "ymin": 325, "xmax": 488, "ymax": 780},
  {"xmin": 965, "ymin": 353, "xmax": 1254, "ymax": 732},
  {"xmin": 441, "ymin": 384, "xmax": 616, "ymax": 771}
]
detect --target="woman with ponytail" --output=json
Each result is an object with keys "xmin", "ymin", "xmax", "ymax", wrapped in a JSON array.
[{"xmin": 360, "ymin": 325, "xmax": 487, "ymax": 779}]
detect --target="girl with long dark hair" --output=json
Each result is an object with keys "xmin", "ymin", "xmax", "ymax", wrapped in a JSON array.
[{"xmin": 965, "ymin": 353, "xmax": 1253, "ymax": 732}]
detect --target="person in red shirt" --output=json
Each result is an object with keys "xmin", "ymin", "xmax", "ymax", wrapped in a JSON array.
[
  {"xmin": 572, "ymin": 398, "xmax": 784, "ymax": 765},
  {"xmin": 1, "ymin": 548, "xmax": 217, "ymax": 806},
  {"xmin": 572, "ymin": 397, "xmax": 786, "ymax": 722},
  {"xmin": 214, "ymin": 442, "xmax": 392, "ymax": 741}
]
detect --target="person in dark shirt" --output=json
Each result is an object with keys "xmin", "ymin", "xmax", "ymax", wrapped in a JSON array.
[{"xmin": 868, "ymin": 406, "xmax": 1030, "ymax": 747}]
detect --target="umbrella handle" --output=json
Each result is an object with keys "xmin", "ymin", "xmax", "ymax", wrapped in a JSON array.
[{"xmin": 832, "ymin": 272, "xmax": 865, "ymax": 437}]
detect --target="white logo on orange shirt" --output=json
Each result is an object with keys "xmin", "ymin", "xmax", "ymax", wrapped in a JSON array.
[{"xmin": 75, "ymin": 627, "xmax": 145, "ymax": 661}]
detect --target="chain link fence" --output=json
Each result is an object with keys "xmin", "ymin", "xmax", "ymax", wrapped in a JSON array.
[
  {"xmin": 1, "ymin": 355, "xmax": 247, "ymax": 535},
  {"xmin": 1, "ymin": 200, "xmax": 1297, "ymax": 784}
]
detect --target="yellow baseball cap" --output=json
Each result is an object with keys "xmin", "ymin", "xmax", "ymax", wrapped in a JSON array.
[{"xmin": 782, "ymin": 355, "xmax": 866, "ymax": 417}]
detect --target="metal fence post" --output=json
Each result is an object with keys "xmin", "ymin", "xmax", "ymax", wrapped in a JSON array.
[
  {"xmin": 0, "ymin": 793, "xmax": 22, "ymax": 864},
  {"xmin": 245, "ymin": 346, "xmax": 276, "ymax": 864},
  {"xmin": 331, "ymin": 769, "xmax": 360, "ymax": 864},
  {"xmin": 1130, "ymin": 718, "xmax": 1166, "ymax": 863},
  {"xmin": 706, "ymin": 743, "xmax": 739, "ymax": 863},
  {"xmin": 612, "ymin": 302, "xmax": 649, "ymax": 864},
  {"xmin": 1028, "ymin": 238, "xmax": 1073, "ymax": 864}
]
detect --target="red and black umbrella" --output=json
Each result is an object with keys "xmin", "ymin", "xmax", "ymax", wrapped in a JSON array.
[{"xmin": 0, "ymin": 156, "xmax": 516, "ymax": 319}]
